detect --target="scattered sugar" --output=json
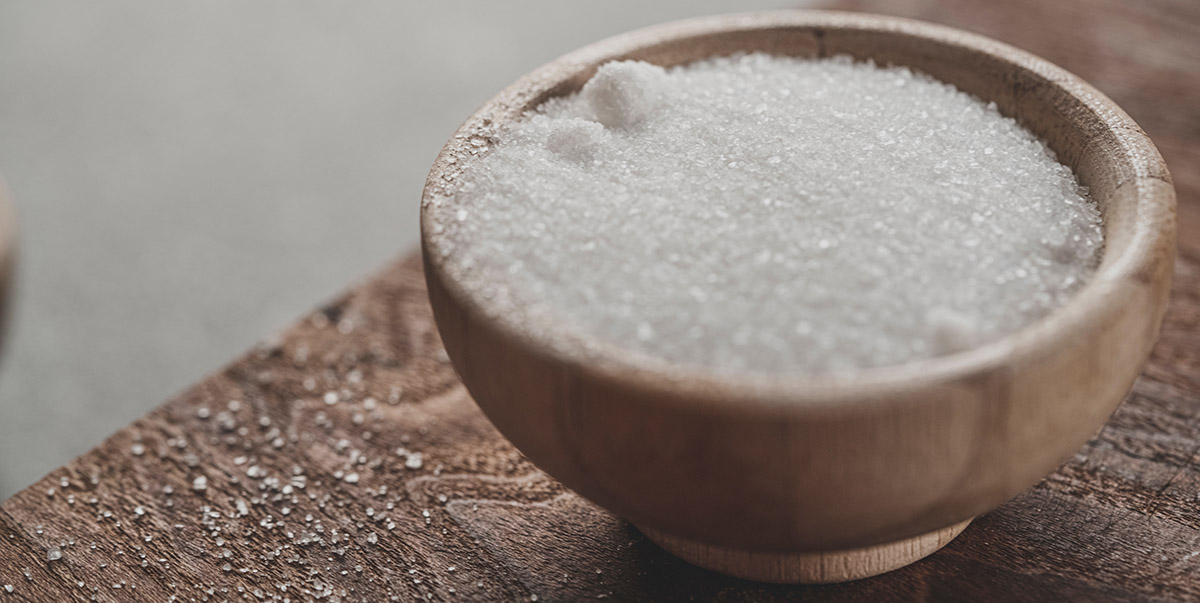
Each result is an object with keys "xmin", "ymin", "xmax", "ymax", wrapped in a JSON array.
[
  {"xmin": 427, "ymin": 54, "xmax": 1103, "ymax": 373},
  {"xmin": 405, "ymin": 452, "xmax": 424, "ymax": 470}
]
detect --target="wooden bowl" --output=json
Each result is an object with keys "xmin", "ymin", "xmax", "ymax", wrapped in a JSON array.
[{"xmin": 420, "ymin": 11, "xmax": 1176, "ymax": 583}]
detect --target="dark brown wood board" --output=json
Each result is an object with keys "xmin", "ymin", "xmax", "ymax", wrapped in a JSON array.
[{"xmin": 2, "ymin": 0, "xmax": 1199, "ymax": 600}]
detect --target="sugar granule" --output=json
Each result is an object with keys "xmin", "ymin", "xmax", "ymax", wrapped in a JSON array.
[{"xmin": 427, "ymin": 54, "xmax": 1104, "ymax": 373}]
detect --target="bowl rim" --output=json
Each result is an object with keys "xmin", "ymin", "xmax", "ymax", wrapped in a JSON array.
[{"xmin": 420, "ymin": 9, "xmax": 1175, "ymax": 414}]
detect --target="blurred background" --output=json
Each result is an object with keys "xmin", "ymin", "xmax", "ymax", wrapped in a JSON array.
[{"xmin": 0, "ymin": 0, "xmax": 793, "ymax": 498}]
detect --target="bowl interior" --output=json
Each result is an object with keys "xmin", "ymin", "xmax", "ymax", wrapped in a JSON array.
[{"xmin": 421, "ymin": 11, "xmax": 1168, "ymax": 401}]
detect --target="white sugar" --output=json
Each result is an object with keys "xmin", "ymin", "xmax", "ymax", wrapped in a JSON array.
[{"xmin": 428, "ymin": 54, "xmax": 1103, "ymax": 374}]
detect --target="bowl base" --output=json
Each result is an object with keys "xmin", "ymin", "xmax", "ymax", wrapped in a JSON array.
[{"xmin": 638, "ymin": 518, "xmax": 973, "ymax": 584}]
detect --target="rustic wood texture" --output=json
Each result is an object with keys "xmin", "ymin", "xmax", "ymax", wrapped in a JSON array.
[{"xmin": 2, "ymin": 0, "xmax": 1199, "ymax": 601}]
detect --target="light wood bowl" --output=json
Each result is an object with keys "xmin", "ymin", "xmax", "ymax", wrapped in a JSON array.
[{"xmin": 420, "ymin": 11, "xmax": 1176, "ymax": 583}]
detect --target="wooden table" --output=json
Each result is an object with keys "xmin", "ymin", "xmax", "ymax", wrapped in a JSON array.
[{"xmin": 3, "ymin": 1, "xmax": 1198, "ymax": 600}]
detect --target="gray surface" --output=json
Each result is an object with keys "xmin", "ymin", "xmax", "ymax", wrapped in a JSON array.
[{"xmin": 0, "ymin": 1, "xmax": 791, "ymax": 498}]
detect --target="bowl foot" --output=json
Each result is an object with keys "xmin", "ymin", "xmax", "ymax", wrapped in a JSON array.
[{"xmin": 638, "ymin": 518, "xmax": 973, "ymax": 584}]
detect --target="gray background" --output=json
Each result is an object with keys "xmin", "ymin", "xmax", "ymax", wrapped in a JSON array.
[{"xmin": 0, "ymin": 1, "xmax": 791, "ymax": 498}]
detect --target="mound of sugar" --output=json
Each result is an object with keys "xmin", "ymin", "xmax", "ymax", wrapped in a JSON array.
[
  {"xmin": 426, "ymin": 54, "xmax": 1104, "ymax": 374},
  {"xmin": 582, "ymin": 61, "xmax": 668, "ymax": 128}
]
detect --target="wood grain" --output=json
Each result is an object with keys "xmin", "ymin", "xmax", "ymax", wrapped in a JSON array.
[
  {"xmin": 2, "ymin": 0, "xmax": 1199, "ymax": 600},
  {"xmin": 6, "ymin": 251, "xmax": 1200, "ymax": 602}
]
